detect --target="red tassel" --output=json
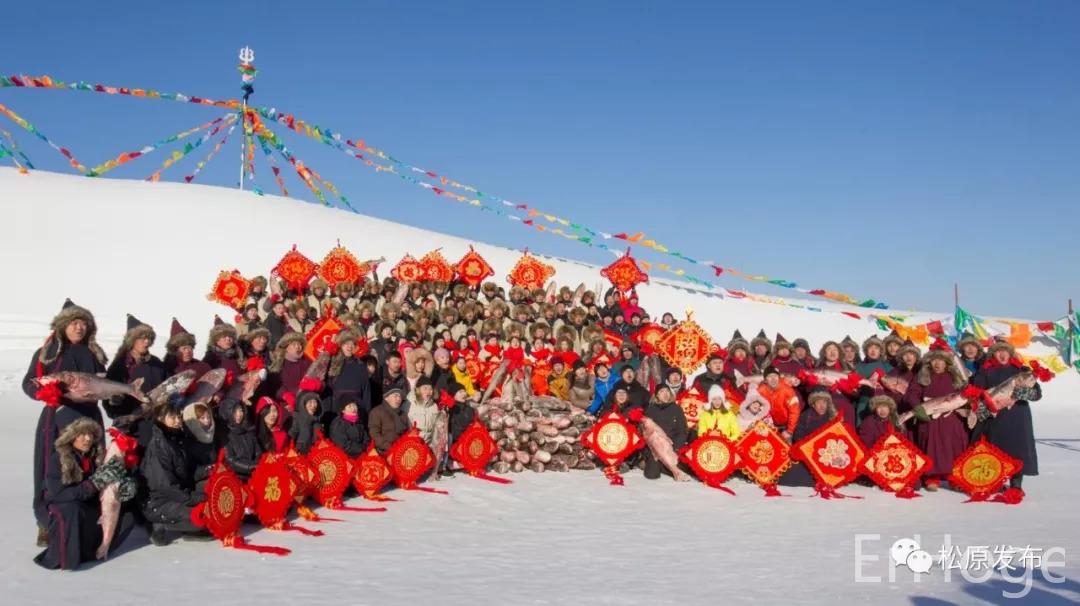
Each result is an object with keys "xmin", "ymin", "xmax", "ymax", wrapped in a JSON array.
[
  {"xmin": 406, "ymin": 486, "xmax": 450, "ymax": 495},
  {"xmin": 324, "ymin": 497, "xmax": 389, "ymax": 511},
  {"xmin": 361, "ymin": 493, "xmax": 400, "ymax": 502},
  {"xmin": 705, "ymin": 481, "xmax": 736, "ymax": 495},
  {"xmin": 991, "ymin": 487, "xmax": 1025, "ymax": 504},
  {"xmin": 895, "ymin": 486, "xmax": 922, "ymax": 499},
  {"xmin": 296, "ymin": 504, "xmax": 343, "ymax": 522},
  {"xmin": 298, "ymin": 377, "xmax": 323, "ymax": 393},
  {"xmin": 222, "ymin": 534, "xmax": 291, "ymax": 556},
  {"xmin": 814, "ymin": 483, "xmax": 864, "ymax": 499},
  {"xmin": 469, "ymin": 471, "xmax": 514, "ymax": 484},
  {"xmin": 963, "ymin": 493, "xmax": 991, "ymax": 503},
  {"xmin": 270, "ymin": 520, "xmax": 324, "ymax": 536},
  {"xmin": 603, "ymin": 465, "xmax": 624, "ymax": 486},
  {"xmin": 762, "ymin": 484, "xmax": 785, "ymax": 497},
  {"xmin": 34, "ymin": 383, "xmax": 62, "ymax": 408}
]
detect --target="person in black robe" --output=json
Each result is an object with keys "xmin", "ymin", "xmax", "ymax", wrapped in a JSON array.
[
  {"xmin": 640, "ymin": 384, "xmax": 688, "ymax": 480},
  {"xmin": 34, "ymin": 418, "xmax": 135, "ymax": 570},
  {"xmin": 223, "ymin": 400, "xmax": 261, "ymax": 479},
  {"xmin": 779, "ymin": 388, "xmax": 837, "ymax": 487},
  {"xmin": 104, "ymin": 315, "xmax": 167, "ymax": 420},
  {"xmin": 22, "ymin": 299, "xmax": 108, "ymax": 546},
  {"xmin": 326, "ymin": 330, "xmax": 373, "ymax": 424},
  {"xmin": 140, "ymin": 405, "xmax": 208, "ymax": 546},
  {"xmin": 163, "ymin": 318, "xmax": 212, "ymax": 380},
  {"xmin": 972, "ymin": 341, "xmax": 1040, "ymax": 492},
  {"xmin": 289, "ymin": 391, "xmax": 323, "ymax": 455}
]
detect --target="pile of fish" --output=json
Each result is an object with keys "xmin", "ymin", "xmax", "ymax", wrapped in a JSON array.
[{"xmin": 477, "ymin": 396, "xmax": 599, "ymax": 474}]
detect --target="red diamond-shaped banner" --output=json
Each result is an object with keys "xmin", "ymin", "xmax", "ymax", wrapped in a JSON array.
[
  {"xmin": 735, "ymin": 421, "xmax": 792, "ymax": 488},
  {"xmin": 861, "ymin": 430, "xmax": 932, "ymax": 494},
  {"xmin": 792, "ymin": 418, "xmax": 867, "ymax": 489},
  {"xmin": 273, "ymin": 245, "xmax": 318, "ymax": 293},
  {"xmin": 601, "ymin": 248, "xmax": 648, "ymax": 293},
  {"xmin": 207, "ymin": 269, "xmax": 250, "ymax": 310},
  {"xmin": 420, "ymin": 249, "xmax": 455, "ymax": 283},
  {"xmin": 318, "ymin": 244, "xmax": 368, "ymax": 288},
  {"xmin": 391, "ymin": 253, "xmax": 425, "ymax": 283},
  {"xmin": 454, "ymin": 246, "xmax": 494, "ymax": 288},
  {"xmin": 507, "ymin": 252, "xmax": 555, "ymax": 290},
  {"xmin": 656, "ymin": 313, "xmax": 713, "ymax": 375},
  {"xmin": 948, "ymin": 437, "xmax": 1022, "ymax": 500}
]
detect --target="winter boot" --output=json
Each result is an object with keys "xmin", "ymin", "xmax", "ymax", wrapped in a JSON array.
[{"xmin": 149, "ymin": 524, "xmax": 171, "ymax": 547}]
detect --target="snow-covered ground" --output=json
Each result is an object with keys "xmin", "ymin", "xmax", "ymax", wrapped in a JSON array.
[{"xmin": 1, "ymin": 168, "xmax": 1077, "ymax": 604}]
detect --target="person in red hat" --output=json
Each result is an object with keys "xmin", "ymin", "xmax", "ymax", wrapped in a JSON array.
[{"xmin": 163, "ymin": 317, "xmax": 210, "ymax": 380}]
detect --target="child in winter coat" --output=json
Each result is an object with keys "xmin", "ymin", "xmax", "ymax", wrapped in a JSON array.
[
  {"xmin": 289, "ymin": 391, "xmax": 323, "ymax": 455},
  {"xmin": 697, "ymin": 385, "xmax": 740, "ymax": 440},
  {"xmin": 224, "ymin": 400, "xmax": 260, "ymax": 479},
  {"xmin": 736, "ymin": 396, "xmax": 772, "ymax": 432},
  {"xmin": 329, "ymin": 398, "xmax": 370, "ymax": 458}
]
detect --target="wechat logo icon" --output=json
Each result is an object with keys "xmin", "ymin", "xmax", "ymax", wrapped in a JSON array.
[{"xmin": 891, "ymin": 538, "xmax": 933, "ymax": 574}]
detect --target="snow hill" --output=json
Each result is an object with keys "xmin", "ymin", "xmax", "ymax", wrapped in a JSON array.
[{"xmin": 0, "ymin": 168, "xmax": 1077, "ymax": 604}]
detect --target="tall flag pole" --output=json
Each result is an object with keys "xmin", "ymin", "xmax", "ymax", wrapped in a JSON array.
[{"xmin": 238, "ymin": 46, "xmax": 256, "ymax": 190}]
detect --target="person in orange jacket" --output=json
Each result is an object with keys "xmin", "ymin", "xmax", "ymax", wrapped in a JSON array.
[{"xmin": 753, "ymin": 366, "xmax": 801, "ymax": 441}]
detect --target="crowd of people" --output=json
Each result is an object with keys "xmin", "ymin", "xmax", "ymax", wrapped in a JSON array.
[{"xmin": 23, "ymin": 266, "xmax": 1041, "ymax": 570}]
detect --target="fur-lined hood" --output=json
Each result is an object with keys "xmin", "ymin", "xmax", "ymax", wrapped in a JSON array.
[
  {"xmin": 986, "ymin": 340, "xmax": 1016, "ymax": 360},
  {"xmin": 817, "ymin": 341, "xmax": 850, "ymax": 370},
  {"xmin": 116, "ymin": 323, "xmax": 156, "ymax": 361},
  {"xmin": 182, "ymin": 402, "xmax": 215, "ymax": 445},
  {"xmin": 55, "ymin": 417, "xmax": 104, "ymax": 484},
  {"xmin": 957, "ymin": 332, "xmax": 986, "ymax": 355},
  {"xmin": 917, "ymin": 351, "xmax": 967, "ymax": 389},
  {"xmin": 806, "ymin": 390, "xmax": 837, "ymax": 417},
  {"xmin": 405, "ymin": 347, "xmax": 434, "ymax": 380},
  {"xmin": 750, "ymin": 330, "xmax": 772, "ymax": 353},
  {"xmin": 41, "ymin": 303, "xmax": 108, "ymax": 367},
  {"xmin": 208, "ymin": 321, "xmax": 238, "ymax": 348}
]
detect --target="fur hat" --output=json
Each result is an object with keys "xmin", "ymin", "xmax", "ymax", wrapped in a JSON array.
[
  {"xmin": 309, "ymin": 278, "xmax": 329, "ymax": 292},
  {"xmin": 166, "ymin": 317, "xmax": 197, "ymax": 354},
  {"xmin": 817, "ymin": 341, "xmax": 846, "ymax": 367},
  {"xmin": 489, "ymin": 299, "xmax": 509, "ymax": 316},
  {"xmin": 986, "ymin": 338, "xmax": 1017, "ymax": 360},
  {"xmin": 270, "ymin": 331, "xmax": 307, "ymax": 372},
  {"xmin": 806, "ymin": 388, "xmax": 836, "ymax": 413},
  {"xmin": 481, "ymin": 281, "xmax": 499, "ymax": 295},
  {"xmin": 41, "ymin": 299, "xmax": 108, "ymax": 367},
  {"xmin": 439, "ymin": 307, "xmax": 459, "ymax": 325},
  {"xmin": 556, "ymin": 325, "xmax": 578, "ymax": 346},
  {"xmin": 249, "ymin": 275, "xmax": 268, "ymax": 290},
  {"xmin": 840, "ymin": 335, "xmax": 860, "ymax": 354},
  {"xmin": 245, "ymin": 326, "xmax": 272, "ymax": 344},
  {"xmin": 917, "ymin": 349, "xmax": 967, "ymax": 389},
  {"xmin": 529, "ymin": 321, "xmax": 552, "ymax": 340},
  {"xmin": 895, "ymin": 339, "xmax": 922, "ymax": 364},
  {"xmin": 882, "ymin": 330, "xmax": 903, "ymax": 351},
  {"xmin": 54, "ymin": 417, "xmax": 104, "ymax": 484},
  {"xmin": 118, "ymin": 314, "xmax": 155, "ymax": 358},
  {"xmin": 569, "ymin": 307, "xmax": 588, "ymax": 321},
  {"xmin": 208, "ymin": 316, "xmax": 238, "ymax": 347},
  {"xmin": 792, "ymin": 337, "xmax": 811, "ymax": 352},
  {"xmin": 956, "ymin": 332, "xmax": 985, "ymax": 355},
  {"xmin": 451, "ymin": 283, "xmax": 470, "ymax": 299},
  {"xmin": 581, "ymin": 324, "xmax": 603, "ymax": 345},
  {"xmin": 405, "ymin": 347, "xmax": 434, "ymax": 380},
  {"xmin": 509, "ymin": 286, "xmax": 528, "ymax": 300},
  {"xmin": 381, "ymin": 302, "xmax": 401, "ymax": 316},
  {"xmin": 459, "ymin": 300, "xmax": 480, "ymax": 318},
  {"xmin": 481, "ymin": 317, "xmax": 504, "ymax": 340},
  {"xmin": 750, "ymin": 329, "xmax": 772, "ymax": 353},
  {"xmin": 505, "ymin": 321, "xmax": 526, "ymax": 340},
  {"xmin": 375, "ymin": 321, "xmax": 396, "ymax": 336},
  {"xmin": 512, "ymin": 303, "xmax": 533, "ymax": 321},
  {"xmin": 868, "ymin": 395, "xmax": 897, "ymax": 415},
  {"xmin": 773, "ymin": 333, "xmax": 793, "ymax": 355},
  {"xmin": 862, "ymin": 334, "xmax": 885, "ymax": 357},
  {"xmin": 335, "ymin": 328, "xmax": 362, "ymax": 346},
  {"xmin": 727, "ymin": 330, "xmax": 750, "ymax": 356}
]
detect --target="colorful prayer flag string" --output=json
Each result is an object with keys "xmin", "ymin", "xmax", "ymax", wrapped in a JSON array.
[
  {"xmin": 1, "ymin": 128, "xmax": 34, "ymax": 170},
  {"xmin": 89, "ymin": 115, "xmax": 231, "ymax": 177},
  {"xmin": 184, "ymin": 122, "xmax": 238, "ymax": 184},
  {"xmin": 0, "ymin": 102, "xmax": 88, "ymax": 173},
  {"xmin": 147, "ymin": 113, "xmax": 238, "ymax": 182},
  {"xmin": 1, "ymin": 74, "xmax": 239, "ymax": 109}
]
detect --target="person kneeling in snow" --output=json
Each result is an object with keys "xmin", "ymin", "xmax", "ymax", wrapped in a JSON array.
[
  {"xmin": 35, "ymin": 418, "xmax": 135, "ymax": 570},
  {"xmin": 141, "ymin": 404, "xmax": 208, "ymax": 546}
]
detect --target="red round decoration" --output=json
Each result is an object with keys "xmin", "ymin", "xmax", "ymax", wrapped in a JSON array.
[
  {"xmin": 861, "ymin": 430, "xmax": 932, "ymax": 494},
  {"xmin": 601, "ymin": 248, "xmax": 648, "ymax": 293},
  {"xmin": 249, "ymin": 453, "xmax": 296, "ymax": 527},
  {"xmin": 507, "ymin": 252, "xmax": 555, "ymax": 290},
  {"xmin": 385, "ymin": 427, "xmax": 437, "ymax": 489},
  {"xmin": 307, "ymin": 438, "xmax": 355, "ymax": 506},
  {"xmin": 207, "ymin": 269, "xmax": 250, "ymax": 309},
  {"xmin": 450, "ymin": 420, "xmax": 499, "ymax": 475},
  {"xmin": 304, "ymin": 315, "xmax": 343, "ymax": 361},
  {"xmin": 352, "ymin": 443, "xmax": 393, "ymax": 499},
  {"xmin": 734, "ymin": 421, "xmax": 792, "ymax": 487},
  {"xmin": 947, "ymin": 437, "xmax": 1022, "ymax": 500},
  {"xmin": 391, "ymin": 254, "xmax": 424, "ymax": 283},
  {"xmin": 656, "ymin": 314, "xmax": 713, "ymax": 375},
  {"xmin": 284, "ymin": 448, "xmax": 318, "ymax": 503},
  {"xmin": 194, "ymin": 462, "xmax": 248, "ymax": 541},
  {"xmin": 273, "ymin": 245, "xmax": 318, "ymax": 293},
  {"xmin": 318, "ymin": 244, "xmax": 367, "ymax": 288},
  {"xmin": 580, "ymin": 411, "xmax": 645, "ymax": 467},
  {"xmin": 420, "ymin": 249, "xmax": 455, "ymax": 282},
  {"xmin": 680, "ymin": 431, "xmax": 740, "ymax": 487},
  {"xmin": 791, "ymin": 418, "xmax": 867, "ymax": 489},
  {"xmin": 453, "ymin": 246, "xmax": 494, "ymax": 287}
]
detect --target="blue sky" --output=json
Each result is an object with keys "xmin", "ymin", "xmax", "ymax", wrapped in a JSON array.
[{"xmin": 3, "ymin": 1, "xmax": 1077, "ymax": 319}]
